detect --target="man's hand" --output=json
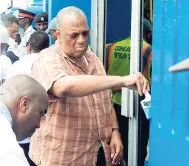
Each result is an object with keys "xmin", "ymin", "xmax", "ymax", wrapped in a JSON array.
[
  {"xmin": 122, "ymin": 72, "xmax": 150, "ymax": 96},
  {"xmin": 110, "ymin": 130, "xmax": 123, "ymax": 165}
]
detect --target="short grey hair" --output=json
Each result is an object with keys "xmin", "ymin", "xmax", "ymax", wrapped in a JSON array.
[
  {"xmin": 56, "ymin": 6, "xmax": 87, "ymax": 29},
  {"xmin": 0, "ymin": 14, "xmax": 19, "ymax": 28}
]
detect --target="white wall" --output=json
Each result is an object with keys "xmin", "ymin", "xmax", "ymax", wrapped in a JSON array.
[
  {"xmin": 0, "ymin": 0, "xmax": 11, "ymax": 13},
  {"xmin": 13, "ymin": 0, "xmax": 32, "ymax": 8}
]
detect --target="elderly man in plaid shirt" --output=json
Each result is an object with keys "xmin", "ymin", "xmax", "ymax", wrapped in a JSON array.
[{"xmin": 29, "ymin": 6, "xmax": 149, "ymax": 166}]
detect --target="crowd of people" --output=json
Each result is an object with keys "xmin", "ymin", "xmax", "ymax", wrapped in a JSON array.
[{"xmin": 0, "ymin": 6, "xmax": 151, "ymax": 166}]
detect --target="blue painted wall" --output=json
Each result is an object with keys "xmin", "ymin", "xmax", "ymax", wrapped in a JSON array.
[
  {"xmin": 48, "ymin": 0, "xmax": 91, "ymax": 29},
  {"xmin": 47, "ymin": 0, "xmax": 91, "ymax": 45},
  {"xmin": 106, "ymin": 0, "xmax": 131, "ymax": 43},
  {"xmin": 149, "ymin": 0, "xmax": 189, "ymax": 166}
]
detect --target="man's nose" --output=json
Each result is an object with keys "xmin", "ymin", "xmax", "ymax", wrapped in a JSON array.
[
  {"xmin": 77, "ymin": 34, "xmax": 86, "ymax": 43},
  {"xmin": 39, "ymin": 25, "xmax": 45, "ymax": 30}
]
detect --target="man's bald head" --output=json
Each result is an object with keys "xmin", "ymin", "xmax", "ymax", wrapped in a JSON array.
[
  {"xmin": 0, "ymin": 75, "xmax": 47, "ymax": 101},
  {"xmin": 0, "ymin": 75, "xmax": 49, "ymax": 141},
  {"xmin": 56, "ymin": 6, "xmax": 87, "ymax": 29}
]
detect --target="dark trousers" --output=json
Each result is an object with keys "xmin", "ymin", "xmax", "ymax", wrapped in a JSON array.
[
  {"xmin": 96, "ymin": 147, "xmax": 106, "ymax": 166},
  {"xmin": 113, "ymin": 103, "xmax": 149, "ymax": 166},
  {"xmin": 19, "ymin": 143, "xmax": 37, "ymax": 166}
]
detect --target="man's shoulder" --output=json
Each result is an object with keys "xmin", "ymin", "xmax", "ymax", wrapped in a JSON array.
[
  {"xmin": 19, "ymin": 54, "xmax": 37, "ymax": 62},
  {"xmin": 143, "ymin": 40, "xmax": 151, "ymax": 48},
  {"xmin": 0, "ymin": 55, "xmax": 12, "ymax": 65},
  {"xmin": 35, "ymin": 44, "xmax": 63, "ymax": 63},
  {"xmin": 8, "ymin": 54, "xmax": 37, "ymax": 75},
  {"xmin": 85, "ymin": 50, "xmax": 106, "ymax": 71},
  {"xmin": 142, "ymin": 41, "xmax": 152, "ymax": 56},
  {"xmin": 85, "ymin": 50, "xmax": 99, "ymax": 61},
  {"xmin": 11, "ymin": 58, "xmax": 26, "ymax": 70}
]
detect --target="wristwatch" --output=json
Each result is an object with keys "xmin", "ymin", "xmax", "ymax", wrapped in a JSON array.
[{"xmin": 112, "ymin": 128, "xmax": 120, "ymax": 133}]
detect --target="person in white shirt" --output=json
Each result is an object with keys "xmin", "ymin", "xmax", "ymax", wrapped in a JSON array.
[
  {"xmin": 0, "ymin": 24, "xmax": 12, "ymax": 85},
  {"xmin": 13, "ymin": 9, "xmax": 36, "ymax": 58},
  {"xmin": 6, "ymin": 31, "xmax": 49, "ymax": 78},
  {"xmin": 0, "ymin": 14, "xmax": 21, "ymax": 62},
  {"xmin": 0, "ymin": 75, "xmax": 49, "ymax": 166},
  {"xmin": 0, "ymin": 14, "xmax": 20, "ymax": 46}
]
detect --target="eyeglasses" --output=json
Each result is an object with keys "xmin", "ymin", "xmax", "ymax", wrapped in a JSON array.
[{"xmin": 66, "ymin": 30, "xmax": 91, "ymax": 40}]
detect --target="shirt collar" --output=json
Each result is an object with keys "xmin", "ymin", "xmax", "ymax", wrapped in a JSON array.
[
  {"xmin": 54, "ymin": 40, "xmax": 95, "ymax": 74},
  {"xmin": 0, "ymin": 101, "xmax": 13, "ymax": 126}
]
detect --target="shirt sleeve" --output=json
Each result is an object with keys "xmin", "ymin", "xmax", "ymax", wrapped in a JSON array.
[{"xmin": 31, "ymin": 49, "xmax": 68, "ymax": 93}]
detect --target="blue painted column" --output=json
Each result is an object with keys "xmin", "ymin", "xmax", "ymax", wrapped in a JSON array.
[
  {"xmin": 42, "ymin": 0, "xmax": 48, "ymax": 12},
  {"xmin": 149, "ymin": 0, "xmax": 189, "ymax": 166}
]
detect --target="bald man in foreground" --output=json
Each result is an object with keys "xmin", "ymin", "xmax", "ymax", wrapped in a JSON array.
[
  {"xmin": 0, "ymin": 75, "xmax": 49, "ymax": 166},
  {"xmin": 29, "ymin": 6, "xmax": 149, "ymax": 166}
]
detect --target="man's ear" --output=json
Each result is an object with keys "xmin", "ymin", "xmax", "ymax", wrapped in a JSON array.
[
  {"xmin": 19, "ymin": 96, "xmax": 30, "ymax": 113},
  {"xmin": 56, "ymin": 30, "xmax": 61, "ymax": 37},
  {"xmin": 25, "ymin": 18, "xmax": 29, "ymax": 23}
]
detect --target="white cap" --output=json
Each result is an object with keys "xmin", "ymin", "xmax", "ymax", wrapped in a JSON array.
[
  {"xmin": 45, "ymin": 17, "xmax": 57, "ymax": 34},
  {"xmin": 0, "ymin": 24, "xmax": 9, "ymax": 44},
  {"xmin": 169, "ymin": 58, "xmax": 189, "ymax": 72},
  {"xmin": 13, "ymin": 10, "xmax": 19, "ymax": 19}
]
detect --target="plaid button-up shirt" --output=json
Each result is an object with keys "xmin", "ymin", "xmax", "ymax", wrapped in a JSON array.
[{"xmin": 29, "ymin": 42, "xmax": 114, "ymax": 166}]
